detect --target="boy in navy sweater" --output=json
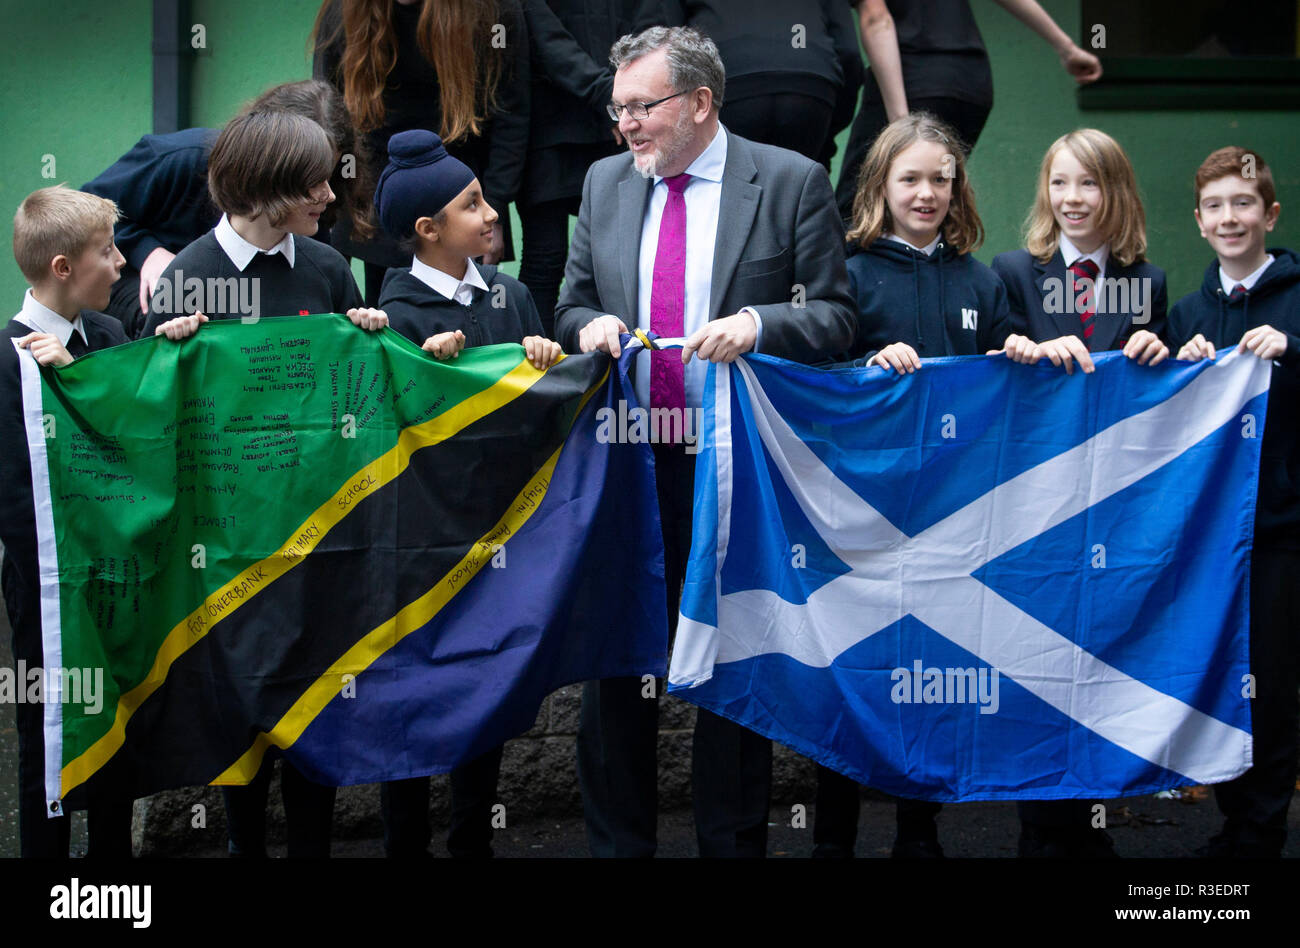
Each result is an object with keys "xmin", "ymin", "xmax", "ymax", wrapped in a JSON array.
[
  {"xmin": 373, "ymin": 129, "xmax": 560, "ymax": 858},
  {"xmin": 1, "ymin": 186, "xmax": 134, "ymax": 857},
  {"xmin": 1169, "ymin": 146, "xmax": 1300, "ymax": 858}
]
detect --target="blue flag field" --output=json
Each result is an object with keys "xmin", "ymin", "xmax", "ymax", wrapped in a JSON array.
[{"xmin": 669, "ymin": 350, "xmax": 1271, "ymax": 801}]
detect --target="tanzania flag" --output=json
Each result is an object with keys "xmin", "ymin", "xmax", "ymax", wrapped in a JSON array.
[{"xmin": 17, "ymin": 316, "xmax": 666, "ymax": 809}]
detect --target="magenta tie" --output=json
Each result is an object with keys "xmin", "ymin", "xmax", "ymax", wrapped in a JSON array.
[{"xmin": 650, "ymin": 173, "xmax": 691, "ymax": 420}]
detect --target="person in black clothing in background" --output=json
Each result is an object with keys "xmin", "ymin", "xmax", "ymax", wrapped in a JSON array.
[
  {"xmin": 81, "ymin": 80, "xmax": 373, "ymax": 339},
  {"xmin": 518, "ymin": 0, "xmax": 641, "ymax": 335},
  {"xmin": 641, "ymin": 0, "xmax": 862, "ymax": 168},
  {"xmin": 313, "ymin": 0, "xmax": 530, "ymax": 306},
  {"xmin": 835, "ymin": 0, "xmax": 1103, "ymax": 223}
]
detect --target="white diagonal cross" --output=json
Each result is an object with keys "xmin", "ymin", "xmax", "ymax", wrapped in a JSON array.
[{"xmin": 670, "ymin": 353, "xmax": 1269, "ymax": 784}]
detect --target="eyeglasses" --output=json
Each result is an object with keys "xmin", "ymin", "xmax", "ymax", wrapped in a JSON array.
[{"xmin": 607, "ymin": 90, "xmax": 688, "ymax": 122}]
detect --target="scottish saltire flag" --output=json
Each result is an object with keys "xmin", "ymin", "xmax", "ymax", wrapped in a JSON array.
[
  {"xmin": 18, "ymin": 317, "xmax": 665, "ymax": 809},
  {"xmin": 669, "ymin": 351, "xmax": 1270, "ymax": 801}
]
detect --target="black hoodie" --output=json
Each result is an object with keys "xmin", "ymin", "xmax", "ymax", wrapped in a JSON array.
[
  {"xmin": 836, "ymin": 237, "xmax": 1011, "ymax": 365},
  {"xmin": 1168, "ymin": 248, "xmax": 1300, "ymax": 548}
]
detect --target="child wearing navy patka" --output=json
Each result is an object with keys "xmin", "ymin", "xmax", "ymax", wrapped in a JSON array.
[
  {"xmin": 375, "ymin": 130, "xmax": 558, "ymax": 371},
  {"xmin": 373, "ymin": 129, "xmax": 561, "ymax": 858}
]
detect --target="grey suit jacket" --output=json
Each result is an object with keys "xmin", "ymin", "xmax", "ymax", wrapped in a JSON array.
[{"xmin": 554, "ymin": 129, "xmax": 856, "ymax": 364}]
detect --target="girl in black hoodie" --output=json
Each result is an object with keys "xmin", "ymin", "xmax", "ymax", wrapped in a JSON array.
[
  {"xmin": 815, "ymin": 114, "xmax": 1016, "ymax": 859},
  {"xmin": 835, "ymin": 113, "xmax": 1014, "ymax": 374}
]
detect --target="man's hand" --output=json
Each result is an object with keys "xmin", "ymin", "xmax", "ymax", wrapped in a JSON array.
[
  {"xmin": 577, "ymin": 314, "xmax": 628, "ymax": 357},
  {"xmin": 1239, "ymin": 324, "xmax": 1287, "ymax": 361},
  {"xmin": 481, "ymin": 221, "xmax": 506, "ymax": 266},
  {"xmin": 991, "ymin": 333, "xmax": 1040, "ymax": 363},
  {"xmin": 1122, "ymin": 329, "xmax": 1169, "ymax": 365},
  {"xmin": 423, "ymin": 330, "xmax": 466, "ymax": 360},
  {"xmin": 1037, "ymin": 334, "xmax": 1095, "ymax": 375},
  {"xmin": 1060, "ymin": 45, "xmax": 1102, "ymax": 83},
  {"xmin": 681, "ymin": 311, "xmax": 758, "ymax": 364},
  {"xmin": 153, "ymin": 312, "xmax": 209, "ymax": 341},
  {"xmin": 523, "ymin": 335, "xmax": 563, "ymax": 370},
  {"xmin": 347, "ymin": 307, "xmax": 389, "ymax": 331},
  {"xmin": 869, "ymin": 341, "xmax": 922, "ymax": 374},
  {"xmin": 139, "ymin": 247, "xmax": 176, "ymax": 314},
  {"xmin": 16, "ymin": 332, "xmax": 74, "ymax": 366},
  {"xmin": 1176, "ymin": 333, "xmax": 1217, "ymax": 362}
]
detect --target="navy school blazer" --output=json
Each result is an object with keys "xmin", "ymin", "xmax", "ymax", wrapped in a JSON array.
[{"xmin": 990, "ymin": 247, "xmax": 1168, "ymax": 352}]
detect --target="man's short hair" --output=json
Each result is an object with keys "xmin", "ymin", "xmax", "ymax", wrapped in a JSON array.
[
  {"xmin": 1195, "ymin": 146, "xmax": 1276, "ymax": 208},
  {"xmin": 12, "ymin": 185, "xmax": 119, "ymax": 283},
  {"xmin": 207, "ymin": 110, "xmax": 334, "ymax": 227},
  {"xmin": 610, "ymin": 26, "xmax": 725, "ymax": 109}
]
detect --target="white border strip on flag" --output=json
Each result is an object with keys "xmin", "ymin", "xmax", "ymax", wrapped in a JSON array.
[{"xmin": 15, "ymin": 341, "xmax": 65, "ymax": 814}]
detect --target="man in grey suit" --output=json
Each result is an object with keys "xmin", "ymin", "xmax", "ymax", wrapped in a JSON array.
[{"xmin": 555, "ymin": 25, "xmax": 856, "ymax": 858}]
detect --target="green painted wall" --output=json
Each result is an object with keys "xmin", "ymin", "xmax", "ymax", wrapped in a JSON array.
[
  {"xmin": 188, "ymin": 0, "xmax": 321, "ymax": 126},
  {"xmin": 3, "ymin": 0, "xmax": 1298, "ymax": 319},
  {"xmin": 0, "ymin": 1, "xmax": 152, "ymax": 312}
]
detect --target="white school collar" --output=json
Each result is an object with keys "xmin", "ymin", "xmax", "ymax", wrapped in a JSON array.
[{"xmin": 215, "ymin": 214, "xmax": 295, "ymax": 271}]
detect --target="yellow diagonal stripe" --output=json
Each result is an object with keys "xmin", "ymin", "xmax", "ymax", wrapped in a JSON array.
[
  {"xmin": 212, "ymin": 365, "xmax": 610, "ymax": 784},
  {"xmin": 60, "ymin": 357, "xmax": 546, "ymax": 797}
]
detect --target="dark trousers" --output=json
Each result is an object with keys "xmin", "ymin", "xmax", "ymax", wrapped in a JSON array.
[
  {"xmin": 221, "ymin": 760, "xmax": 336, "ymax": 858},
  {"xmin": 518, "ymin": 197, "xmax": 580, "ymax": 339},
  {"xmin": 379, "ymin": 744, "xmax": 506, "ymax": 858},
  {"xmin": 16, "ymin": 695, "xmax": 134, "ymax": 858},
  {"xmin": 721, "ymin": 94, "xmax": 835, "ymax": 170},
  {"xmin": 576, "ymin": 443, "xmax": 773, "ymax": 857},
  {"xmin": 834, "ymin": 96, "xmax": 992, "ymax": 224},
  {"xmin": 814, "ymin": 764, "xmax": 943, "ymax": 856},
  {"xmin": 1213, "ymin": 546, "xmax": 1300, "ymax": 855},
  {"xmin": 9, "ymin": 572, "xmax": 134, "ymax": 858},
  {"xmin": 363, "ymin": 262, "xmax": 389, "ymax": 309}
]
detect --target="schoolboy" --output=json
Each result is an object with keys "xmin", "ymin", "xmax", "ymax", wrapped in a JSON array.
[
  {"xmin": 141, "ymin": 110, "xmax": 379, "ymax": 335},
  {"xmin": 148, "ymin": 108, "xmax": 389, "ymax": 858},
  {"xmin": 1169, "ymin": 146, "xmax": 1300, "ymax": 858},
  {"xmin": 1, "ymin": 186, "xmax": 134, "ymax": 857},
  {"xmin": 372, "ymin": 128, "xmax": 560, "ymax": 858}
]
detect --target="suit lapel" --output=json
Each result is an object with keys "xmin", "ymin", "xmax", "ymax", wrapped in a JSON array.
[
  {"xmin": 618, "ymin": 172, "xmax": 653, "ymax": 320},
  {"xmin": 1088, "ymin": 259, "xmax": 1129, "ymax": 352},
  {"xmin": 709, "ymin": 134, "xmax": 760, "ymax": 320},
  {"xmin": 1036, "ymin": 250, "xmax": 1080, "ymax": 341}
]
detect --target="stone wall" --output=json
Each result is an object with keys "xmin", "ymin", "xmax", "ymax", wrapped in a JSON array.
[{"xmin": 135, "ymin": 686, "xmax": 818, "ymax": 856}]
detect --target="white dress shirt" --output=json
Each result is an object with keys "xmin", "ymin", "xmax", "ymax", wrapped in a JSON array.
[
  {"xmin": 12, "ymin": 288, "xmax": 87, "ymax": 349},
  {"xmin": 215, "ymin": 214, "xmax": 296, "ymax": 270},
  {"xmin": 1219, "ymin": 254, "xmax": 1274, "ymax": 296},
  {"xmin": 633, "ymin": 125, "xmax": 762, "ymax": 410},
  {"xmin": 411, "ymin": 256, "xmax": 490, "ymax": 305},
  {"xmin": 1059, "ymin": 233, "xmax": 1108, "ymax": 286}
]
